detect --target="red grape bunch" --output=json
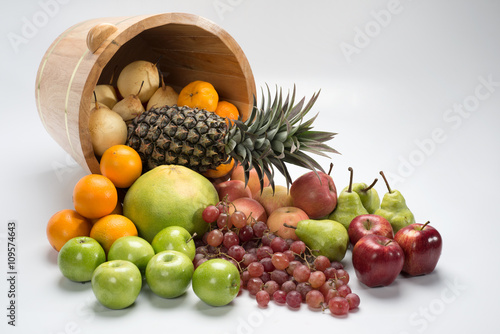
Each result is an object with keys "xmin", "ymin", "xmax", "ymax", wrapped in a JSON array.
[{"xmin": 196, "ymin": 200, "xmax": 360, "ymax": 316}]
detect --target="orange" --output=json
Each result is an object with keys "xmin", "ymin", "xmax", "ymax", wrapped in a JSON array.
[
  {"xmin": 215, "ymin": 101, "xmax": 239, "ymax": 126},
  {"xmin": 46, "ymin": 209, "xmax": 93, "ymax": 251},
  {"xmin": 73, "ymin": 174, "xmax": 118, "ymax": 219},
  {"xmin": 177, "ymin": 80, "xmax": 219, "ymax": 112},
  {"xmin": 100, "ymin": 145, "xmax": 142, "ymax": 188},
  {"xmin": 90, "ymin": 214, "xmax": 138, "ymax": 253},
  {"xmin": 202, "ymin": 158, "xmax": 235, "ymax": 179}
]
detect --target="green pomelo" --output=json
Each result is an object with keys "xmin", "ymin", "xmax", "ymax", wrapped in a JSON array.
[{"xmin": 123, "ymin": 165, "xmax": 219, "ymax": 242}]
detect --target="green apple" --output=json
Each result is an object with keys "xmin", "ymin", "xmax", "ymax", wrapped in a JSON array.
[
  {"xmin": 107, "ymin": 236, "xmax": 155, "ymax": 275},
  {"xmin": 58, "ymin": 236, "xmax": 106, "ymax": 282},
  {"xmin": 192, "ymin": 259, "xmax": 240, "ymax": 306},
  {"xmin": 145, "ymin": 250, "xmax": 194, "ymax": 298},
  {"xmin": 151, "ymin": 226, "xmax": 196, "ymax": 261},
  {"xmin": 91, "ymin": 260, "xmax": 142, "ymax": 309}
]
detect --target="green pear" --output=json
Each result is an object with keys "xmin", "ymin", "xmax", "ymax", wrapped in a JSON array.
[
  {"xmin": 329, "ymin": 167, "xmax": 368, "ymax": 231},
  {"xmin": 286, "ymin": 219, "xmax": 348, "ymax": 262},
  {"xmin": 374, "ymin": 171, "xmax": 415, "ymax": 233},
  {"xmin": 343, "ymin": 178, "xmax": 380, "ymax": 214}
]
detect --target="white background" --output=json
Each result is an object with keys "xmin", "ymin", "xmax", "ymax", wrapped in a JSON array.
[{"xmin": 1, "ymin": 0, "xmax": 500, "ymax": 333}]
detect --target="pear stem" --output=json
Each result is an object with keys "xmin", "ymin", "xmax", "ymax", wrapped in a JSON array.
[
  {"xmin": 283, "ymin": 223, "xmax": 297, "ymax": 230},
  {"xmin": 136, "ymin": 81, "xmax": 144, "ymax": 96},
  {"xmin": 362, "ymin": 178, "xmax": 378, "ymax": 192},
  {"xmin": 93, "ymin": 91, "xmax": 99, "ymax": 109},
  {"xmin": 186, "ymin": 232, "xmax": 197, "ymax": 244},
  {"xmin": 328, "ymin": 163, "xmax": 334, "ymax": 176},
  {"xmin": 379, "ymin": 171, "xmax": 392, "ymax": 193},
  {"xmin": 347, "ymin": 167, "xmax": 354, "ymax": 192},
  {"xmin": 420, "ymin": 221, "xmax": 430, "ymax": 230}
]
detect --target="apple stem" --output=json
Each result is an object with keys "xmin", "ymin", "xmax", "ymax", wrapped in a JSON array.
[
  {"xmin": 363, "ymin": 178, "xmax": 378, "ymax": 192},
  {"xmin": 347, "ymin": 167, "xmax": 354, "ymax": 192},
  {"xmin": 421, "ymin": 221, "xmax": 430, "ymax": 230},
  {"xmin": 186, "ymin": 232, "xmax": 197, "ymax": 244},
  {"xmin": 283, "ymin": 223, "xmax": 297, "ymax": 230},
  {"xmin": 379, "ymin": 171, "xmax": 392, "ymax": 193},
  {"xmin": 328, "ymin": 163, "xmax": 334, "ymax": 176}
]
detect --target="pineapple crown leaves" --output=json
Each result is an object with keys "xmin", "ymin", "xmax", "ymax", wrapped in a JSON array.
[{"xmin": 224, "ymin": 85, "xmax": 339, "ymax": 192}]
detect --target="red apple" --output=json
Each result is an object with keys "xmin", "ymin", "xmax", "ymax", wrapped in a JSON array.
[
  {"xmin": 215, "ymin": 180, "xmax": 252, "ymax": 202},
  {"xmin": 348, "ymin": 214, "xmax": 394, "ymax": 246},
  {"xmin": 352, "ymin": 234, "xmax": 404, "ymax": 287},
  {"xmin": 228, "ymin": 197, "xmax": 267, "ymax": 224},
  {"xmin": 266, "ymin": 207, "xmax": 309, "ymax": 240},
  {"xmin": 394, "ymin": 221, "xmax": 442, "ymax": 276},
  {"xmin": 290, "ymin": 168, "xmax": 337, "ymax": 219},
  {"xmin": 230, "ymin": 164, "xmax": 270, "ymax": 197},
  {"xmin": 254, "ymin": 185, "xmax": 294, "ymax": 216}
]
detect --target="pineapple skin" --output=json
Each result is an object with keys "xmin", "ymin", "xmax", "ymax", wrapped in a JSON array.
[{"xmin": 126, "ymin": 105, "xmax": 229, "ymax": 173}]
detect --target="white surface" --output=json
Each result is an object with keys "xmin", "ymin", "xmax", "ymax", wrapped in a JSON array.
[{"xmin": 1, "ymin": 0, "xmax": 500, "ymax": 333}]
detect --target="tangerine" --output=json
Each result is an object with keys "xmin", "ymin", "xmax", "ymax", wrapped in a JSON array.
[
  {"xmin": 100, "ymin": 145, "xmax": 142, "ymax": 188},
  {"xmin": 90, "ymin": 214, "xmax": 138, "ymax": 253},
  {"xmin": 73, "ymin": 174, "xmax": 118, "ymax": 219},
  {"xmin": 202, "ymin": 158, "xmax": 235, "ymax": 179},
  {"xmin": 215, "ymin": 101, "xmax": 239, "ymax": 125},
  {"xmin": 177, "ymin": 80, "xmax": 219, "ymax": 112},
  {"xmin": 46, "ymin": 209, "xmax": 93, "ymax": 251}
]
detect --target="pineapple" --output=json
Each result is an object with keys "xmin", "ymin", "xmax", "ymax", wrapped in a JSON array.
[{"xmin": 126, "ymin": 86, "xmax": 339, "ymax": 189}]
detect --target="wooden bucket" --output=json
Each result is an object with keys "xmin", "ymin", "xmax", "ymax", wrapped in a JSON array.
[{"xmin": 35, "ymin": 13, "xmax": 256, "ymax": 174}]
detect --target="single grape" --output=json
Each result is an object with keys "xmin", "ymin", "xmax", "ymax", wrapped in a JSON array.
[
  {"xmin": 271, "ymin": 252, "xmax": 290, "ymax": 270},
  {"xmin": 256, "ymin": 290, "xmax": 270, "ymax": 307},
  {"xmin": 308, "ymin": 270, "xmax": 326, "ymax": 289},
  {"xmin": 293, "ymin": 264, "xmax": 311, "ymax": 283},
  {"xmin": 227, "ymin": 245, "xmax": 246, "ymax": 262},
  {"xmin": 319, "ymin": 280, "xmax": 336, "ymax": 296},
  {"xmin": 256, "ymin": 246, "xmax": 273, "ymax": 260},
  {"xmin": 260, "ymin": 271, "xmax": 271, "ymax": 283},
  {"xmin": 328, "ymin": 297, "xmax": 349, "ymax": 316},
  {"xmin": 273, "ymin": 290, "xmax": 287, "ymax": 304},
  {"xmin": 202, "ymin": 205, "xmax": 220, "ymax": 223},
  {"xmin": 247, "ymin": 262, "xmax": 265, "ymax": 278},
  {"xmin": 281, "ymin": 280, "xmax": 296, "ymax": 293},
  {"xmin": 223, "ymin": 231, "xmax": 239, "ymax": 249},
  {"xmin": 193, "ymin": 253, "xmax": 205, "ymax": 264},
  {"xmin": 217, "ymin": 212, "xmax": 230, "ymax": 230},
  {"xmin": 286, "ymin": 260, "xmax": 301, "ymax": 275},
  {"xmin": 270, "ymin": 236, "xmax": 288, "ymax": 253},
  {"xmin": 238, "ymin": 225, "xmax": 254, "ymax": 242},
  {"xmin": 305, "ymin": 290, "xmax": 324, "ymax": 309},
  {"xmin": 246, "ymin": 246, "xmax": 258, "ymax": 254},
  {"xmin": 330, "ymin": 261, "xmax": 344, "ymax": 270},
  {"xmin": 230, "ymin": 210, "xmax": 247, "ymax": 229},
  {"xmin": 283, "ymin": 250, "xmax": 296, "ymax": 262},
  {"xmin": 216, "ymin": 202, "xmax": 229, "ymax": 214},
  {"xmin": 345, "ymin": 293, "xmax": 360, "ymax": 310},
  {"xmin": 324, "ymin": 288, "xmax": 340, "ymax": 303},
  {"xmin": 206, "ymin": 229, "xmax": 223, "ymax": 247},
  {"xmin": 296, "ymin": 282, "xmax": 313, "ymax": 301},
  {"xmin": 194, "ymin": 258, "xmax": 207, "ymax": 269},
  {"xmin": 252, "ymin": 221, "xmax": 268, "ymax": 238},
  {"xmin": 261, "ymin": 232, "xmax": 276, "ymax": 246},
  {"xmin": 324, "ymin": 267, "xmax": 338, "ymax": 280},
  {"xmin": 196, "ymin": 245, "xmax": 208, "ymax": 255},
  {"xmin": 337, "ymin": 285, "xmax": 352, "ymax": 298},
  {"xmin": 270, "ymin": 269, "xmax": 289, "ymax": 286},
  {"xmin": 241, "ymin": 253, "xmax": 258, "ymax": 268},
  {"xmin": 263, "ymin": 280, "xmax": 279, "ymax": 296},
  {"xmin": 336, "ymin": 269, "xmax": 350, "ymax": 284},
  {"xmin": 286, "ymin": 290, "xmax": 302, "ymax": 308},
  {"xmin": 313, "ymin": 255, "xmax": 330, "ymax": 272},
  {"xmin": 241, "ymin": 270, "xmax": 251, "ymax": 287},
  {"xmin": 289, "ymin": 240, "xmax": 306, "ymax": 255},
  {"xmin": 260, "ymin": 257, "xmax": 275, "ymax": 272},
  {"xmin": 247, "ymin": 277, "xmax": 264, "ymax": 296},
  {"xmin": 334, "ymin": 279, "xmax": 345, "ymax": 288}
]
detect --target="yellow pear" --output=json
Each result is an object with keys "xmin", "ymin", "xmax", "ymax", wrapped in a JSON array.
[
  {"xmin": 93, "ymin": 84, "xmax": 118, "ymax": 109},
  {"xmin": 89, "ymin": 102, "xmax": 128, "ymax": 156},
  {"xmin": 117, "ymin": 60, "xmax": 159, "ymax": 103},
  {"xmin": 146, "ymin": 76, "xmax": 179, "ymax": 110}
]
